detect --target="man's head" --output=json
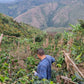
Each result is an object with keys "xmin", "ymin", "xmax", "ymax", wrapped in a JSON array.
[{"xmin": 37, "ymin": 48, "xmax": 45, "ymax": 59}]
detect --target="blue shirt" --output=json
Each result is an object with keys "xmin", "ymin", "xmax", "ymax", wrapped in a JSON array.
[{"xmin": 35, "ymin": 55, "xmax": 55, "ymax": 80}]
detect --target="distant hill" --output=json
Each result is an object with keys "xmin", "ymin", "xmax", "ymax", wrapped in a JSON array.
[
  {"xmin": 0, "ymin": 0, "xmax": 59, "ymax": 17},
  {"xmin": 1, "ymin": 0, "xmax": 83, "ymax": 18},
  {"xmin": 0, "ymin": 13, "xmax": 41, "ymax": 37},
  {"xmin": 0, "ymin": 0, "xmax": 84, "ymax": 30},
  {"xmin": 15, "ymin": 1, "xmax": 84, "ymax": 29}
]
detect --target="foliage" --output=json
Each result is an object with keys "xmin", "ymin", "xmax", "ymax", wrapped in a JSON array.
[
  {"xmin": 0, "ymin": 13, "xmax": 42, "ymax": 37},
  {"xmin": 0, "ymin": 14, "xmax": 84, "ymax": 83},
  {"xmin": 35, "ymin": 35, "xmax": 43, "ymax": 42}
]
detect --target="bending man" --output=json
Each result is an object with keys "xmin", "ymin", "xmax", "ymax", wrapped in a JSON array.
[{"xmin": 34, "ymin": 48, "xmax": 55, "ymax": 80}]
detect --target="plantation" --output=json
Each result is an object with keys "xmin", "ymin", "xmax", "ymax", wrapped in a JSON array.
[{"xmin": 0, "ymin": 13, "xmax": 84, "ymax": 84}]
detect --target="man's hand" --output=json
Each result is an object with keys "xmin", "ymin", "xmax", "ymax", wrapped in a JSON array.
[
  {"xmin": 33, "ymin": 71, "xmax": 38, "ymax": 76},
  {"xmin": 33, "ymin": 70, "xmax": 36, "ymax": 73},
  {"xmin": 33, "ymin": 71, "xmax": 36, "ymax": 74}
]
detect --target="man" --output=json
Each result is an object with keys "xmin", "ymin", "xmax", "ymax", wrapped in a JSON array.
[{"xmin": 34, "ymin": 48, "xmax": 55, "ymax": 80}]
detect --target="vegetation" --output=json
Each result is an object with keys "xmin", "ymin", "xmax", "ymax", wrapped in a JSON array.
[
  {"xmin": 0, "ymin": 13, "xmax": 84, "ymax": 84},
  {"xmin": 0, "ymin": 13, "xmax": 42, "ymax": 37}
]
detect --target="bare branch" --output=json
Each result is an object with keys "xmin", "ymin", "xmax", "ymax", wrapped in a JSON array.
[
  {"xmin": 0, "ymin": 34, "xmax": 3, "ymax": 51},
  {"xmin": 0, "ymin": 34, "xmax": 3, "ymax": 44},
  {"xmin": 62, "ymin": 50, "xmax": 84, "ymax": 78},
  {"xmin": 61, "ymin": 76, "xmax": 76, "ymax": 84}
]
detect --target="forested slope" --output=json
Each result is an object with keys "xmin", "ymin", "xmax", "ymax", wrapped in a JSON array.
[{"xmin": 0, "ymin": 13, "xmax": 42, "ymax": 37}]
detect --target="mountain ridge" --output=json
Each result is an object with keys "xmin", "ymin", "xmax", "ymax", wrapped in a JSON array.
[
  {"xmin": 0, "ymin": 0, "xmax": 84, "ymax": 30},
  {"xmin": 0, "ymin": 0, "xmax": 83, "ymax": 17},
  {"xmin": 15, "ymin": 1, "xmax": 84, "ymax": 29},
  {"xmin": 0, "ymin": 0, "xmax": 59, "ymax": 17}
]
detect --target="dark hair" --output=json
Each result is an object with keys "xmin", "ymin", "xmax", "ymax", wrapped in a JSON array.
[{"xmin": 37, "ymin": 48, "xmax": 45, "ymax": 56}]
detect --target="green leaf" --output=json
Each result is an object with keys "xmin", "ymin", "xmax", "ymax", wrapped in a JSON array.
[
  {"xmin": 56, "ymin": 64, "xmax": 62, "ymax": 68},
  {"xmin": 20, "ymin": 80, "xmax": 26, "ymax": 84},
  {"xmin": 50, "ymin": 81, "xmax": 54, "ymax": 84},
  {"xmin": 0, "ymin": 75, "xmax": 4, "ymax": 82},
  {"xmin": 75, "ymin": 53, "xmax": 82, "ymax": 60},
  {"xmin": 4, "ymin": 76, "xmax": 9, "ymax": 81}
]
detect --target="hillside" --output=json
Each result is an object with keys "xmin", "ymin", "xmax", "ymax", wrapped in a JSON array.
[
  {"xmin": 0, "ymin": 12, "xmax": 84, "ymax": 83},
  {"xmin": 0, "ymin": 13, "xmax": 42, "ymax": 37},
  {"xmin": 15, "ymin": 0, "xmax": 84, "ymax": 30}
]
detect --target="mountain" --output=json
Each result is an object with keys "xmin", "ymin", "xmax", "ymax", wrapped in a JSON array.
[
  {"xmin": 0, "ymin": 0, "xmax": 59, "ymax": 17},
  {"xmin": 0, "ymin": 0, "xmax": 84, "ymax": 30},
  {"xmin": 15, "ymin": 0, "xmax": 84, "ymax": 29}
]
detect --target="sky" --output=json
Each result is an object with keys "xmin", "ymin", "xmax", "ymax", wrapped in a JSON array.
[{"xmin": 0, "ymin": 0, "xmax": 17, "ymax": 3}]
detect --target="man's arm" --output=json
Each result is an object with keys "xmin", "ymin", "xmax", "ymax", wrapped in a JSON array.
[
  {"xmin": 34, "ymin": 65, "xmax": 47, "ymax": 79},
  {"xmin": 51, "ymin": 56, "xmax": 55, "ymax": 63}
]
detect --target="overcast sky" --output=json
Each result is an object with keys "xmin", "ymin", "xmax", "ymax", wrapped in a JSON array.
[{"xmin": 0, "ymin": 0, "xmax": 17, "ymax": 3}]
